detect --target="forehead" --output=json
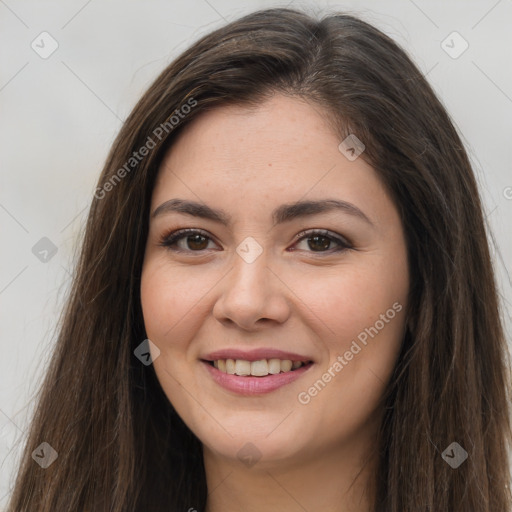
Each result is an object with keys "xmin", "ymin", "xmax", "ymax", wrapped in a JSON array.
[
  {"xmin": 162, "ymin": 95, "xmax": 336, "ymax": 171},
  {"xmin": 150, "ymin": 94, "xmax": 394, "ymax": 230},
  {"xmin": 156, "ymin": 96, "xmax": 365, "ymax": 183}
]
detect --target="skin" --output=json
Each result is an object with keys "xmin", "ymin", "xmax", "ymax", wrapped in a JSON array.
[{"xmin": 140, "ymin": 93, "xmax": 409, "ymax": 512}]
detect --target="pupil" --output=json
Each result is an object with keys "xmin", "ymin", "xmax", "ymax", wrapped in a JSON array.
[
  {"xmin": 309, "ymin": 235, "xmax": 330, "ymax": 251},
  {"xmin": 189, "ymin": 235, "xmax": 207, "ymax": 250}
]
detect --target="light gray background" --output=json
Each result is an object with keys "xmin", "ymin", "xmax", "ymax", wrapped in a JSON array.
[{"xmin": 1, "ymin": 0, "xmax": 511, "ymax": 507}]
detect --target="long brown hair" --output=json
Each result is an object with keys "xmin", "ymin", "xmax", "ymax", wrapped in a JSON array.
[{"xmin": 6, "ymin": 7, "xmax": 511, "ymax": 511}]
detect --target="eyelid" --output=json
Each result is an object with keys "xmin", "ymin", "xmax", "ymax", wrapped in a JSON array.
[
  {"xmin": 158, "ymin": 228, "xmax": 216, "ymax": 253},
  {"xmin": 293, "ymin": 228, "xmax": 352, "ymax": 248}
]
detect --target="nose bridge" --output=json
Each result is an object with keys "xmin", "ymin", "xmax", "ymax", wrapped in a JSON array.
[
  {"xmin": 213, "ymin": 236, "xmax": 290, "ymax": 328},
  {"xmin": 235, "ymin": 234, "xmax": 266, "ymax": 266},
  {"xmin": 229, "ymin": 237, "xmax": 270, "ymax": 295}
]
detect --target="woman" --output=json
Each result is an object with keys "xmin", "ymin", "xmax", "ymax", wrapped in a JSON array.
[{"xmin": 6, "ymin": 7, "xmax": 511, "ymax": 512}]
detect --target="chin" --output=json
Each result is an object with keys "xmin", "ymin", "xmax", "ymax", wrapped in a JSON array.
[{"xmin": 196, "ymin": 417, "xmax": 314, "ymax": 468}]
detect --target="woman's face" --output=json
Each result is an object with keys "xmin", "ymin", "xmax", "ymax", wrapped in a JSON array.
[{"xmin": 141, "ymin": 94, "xmax": 409, "ymax": 468}]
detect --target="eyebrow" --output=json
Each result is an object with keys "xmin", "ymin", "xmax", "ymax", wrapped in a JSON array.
[{"xmin": 151, "ymin": 198, "xmax": 374, "ymax": 227}]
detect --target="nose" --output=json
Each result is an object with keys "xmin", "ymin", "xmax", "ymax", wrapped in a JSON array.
[{"xmin": 212, "ymin": 248, "xmax": 291, "ymax": 331}]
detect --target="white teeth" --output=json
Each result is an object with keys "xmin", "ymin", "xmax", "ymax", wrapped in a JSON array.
[
  {"xmin": 211, "ymin": 358, "xmax": 309, "ymax": 376},
  {"xmin": 280, "ymin": 360, "xmax": 292, "ymax": 372},
  {"xmin": 235, "ymin": 359, "xmax": 251, "ymax": 376},
  {"xmin": 251, "ymin": 359, "xmax": 268, "ymax": 376},
  {"xmin": 268, "ymin": 358, "xmax": 281, "ymax": 374},
  {"xmin": 226, "ymin": 359, "xmax": 236, "ymax": 374}
]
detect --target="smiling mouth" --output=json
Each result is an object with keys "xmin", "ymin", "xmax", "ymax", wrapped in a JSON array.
[{"xmin": 204, "ymin": 358, "xmax": 313, "ymax": 377}]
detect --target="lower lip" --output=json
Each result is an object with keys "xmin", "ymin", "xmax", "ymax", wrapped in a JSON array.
[{"xmin": 201, "ymin": 360, "xmax": 314, "ymax": 395}]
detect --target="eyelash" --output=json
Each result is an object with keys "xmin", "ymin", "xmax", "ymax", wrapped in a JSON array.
[{"xmin": 157, "ymin": 228, "xmax": 352, "ymax": 255}]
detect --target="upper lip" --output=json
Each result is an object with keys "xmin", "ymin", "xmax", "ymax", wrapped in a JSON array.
[{"xmin": 202, "ymin": 348, "xmax": 314, "ymax": 363}]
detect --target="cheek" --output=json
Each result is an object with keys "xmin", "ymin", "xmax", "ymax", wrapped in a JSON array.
[
  {"xmin": 299, "ymin": 260, "xmax": 406, "ymax": 333},
  {"xmin": 140, "ymin": 266, "xmax": 177, "ymax": 339},
  {"xmin": 140, "ymin": 259, "xmax": 207, "ymax": 341},
  {"xmin": 294, "ymin": 252, "xmax": 408, "ymax": 378},
  {"xmin": 293, "ymin": 265, "xmax": 406, "ymax": 435}
]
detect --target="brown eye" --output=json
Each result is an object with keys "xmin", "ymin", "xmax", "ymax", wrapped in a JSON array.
[
  {"xmin": 293, "ymin": 229, "xmax": 351, "ymax": 253},
  {"xmin": 159, "ymin": 228, "xmax": 351, "ymax": 255},
  {"xmin": 159, "ymin": 229, "xmax": 216, "ymax": 253},
  {"xmin": 184, "ymin": 233, "xmax": 209, "ymax": 251},
  {"xmin": 305, "ymin": 234, "xmax": 332, "ymax": 251}
]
